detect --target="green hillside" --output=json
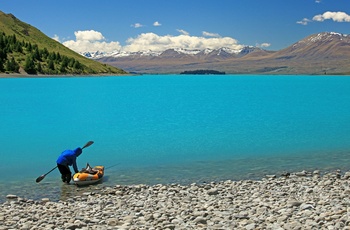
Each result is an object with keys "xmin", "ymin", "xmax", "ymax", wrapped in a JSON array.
[{"xmin": 0, "ymin": 11, "xmax": 128, "ymax": 75}]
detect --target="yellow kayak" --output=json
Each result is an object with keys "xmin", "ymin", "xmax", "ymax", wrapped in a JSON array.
[{"xmin": 73, "ymin": 164, "xmax": 104, "ymax": 186}]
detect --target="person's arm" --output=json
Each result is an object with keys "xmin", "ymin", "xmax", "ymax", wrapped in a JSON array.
[{"xmin": 72, "ymin": 159, "xmax": 79, "ymax": 173}]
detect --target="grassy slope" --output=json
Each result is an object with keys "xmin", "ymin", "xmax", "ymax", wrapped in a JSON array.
[{"xmin": 0, "ymin": 11, "xmax": 128, "ymax": 75}]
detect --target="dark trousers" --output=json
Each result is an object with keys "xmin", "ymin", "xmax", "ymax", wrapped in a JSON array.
[{"xmin": 57, "ymin": 164, "xmax": 72, "ymax": 183}]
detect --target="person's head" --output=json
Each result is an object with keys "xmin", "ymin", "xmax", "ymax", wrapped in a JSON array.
[{"xmin": 74, "ymin": 147, "xmax": 82, "ymax": 157}]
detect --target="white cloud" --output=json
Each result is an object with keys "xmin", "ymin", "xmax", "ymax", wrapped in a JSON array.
[
  {"xmin": 202, "ymin": 31, "xmax": 220, "ymax": 37},
  {"xmin": 298, "ymin": 11, "xmax": 350, "ymax": 26},
  {"xmin": 131, "ymin": 23, "xmax": 144, "ymax": 28},
  {"xmin": 153, "ymin": 21, "xmax": 161, "ymax": 27},
  {"xmin": 123, "ymin": 32, "xmax": 243, "ymax": 52},
  {"xmin": 52, "ymin": 34, "xmax": 60, "ymax": 42},
  {"xmin": 177, "ymin": 29, "xmax": 189, "ymax": 36},
  {"xmin": 62, "ymin": 30, "xmax": 244, "ymax": 53},
  {"xmin": 297, "ymin": 18, "xmax": 311, "ymax": 25},
  {"xmin": 313, "ymin": 11, "xmax": 350, "ymax": 22},
  {"xmin": 62, "ymin": 30, "xmax": 121, "ymax": 53},
  {"xmin": 315, "ymin": 0, "xmax": 321, "ymax": 3},
  {"xmin": 75, "ymin": 30, "xmax": 105, "ymax": 41},
  {"xmin": 256, "ymin": 43, "xmax": 271, "ymax": 48}
]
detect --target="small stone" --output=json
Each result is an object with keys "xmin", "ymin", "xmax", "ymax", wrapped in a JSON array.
[
  {"xmin": 6, "ymin": 194, "xmax": 18, "ymax": 199},
  {"xmin": 41, "ymin": 198, "xmax": 50, "ymax": 202},
  {"xmin": 343, "ymin": 171, "xmax": 350, "ymax": 179},
  {"xmin": 207, "ymin": 188, "xmax": 219, "ymax": 195},
  {"xmin": 107, "ymin": 218, "xmax": 118, "ymax": 226},
  {"xmin": 295, "ymin": 170, "xmax": 307, "ymax": 176},
  {"xmin": 194, "ymin": 217, "xmax": 207, "ymax": 224},
  {"xmin": 300, "ymin": 203, "xmax": 314, "ymax": 210}
]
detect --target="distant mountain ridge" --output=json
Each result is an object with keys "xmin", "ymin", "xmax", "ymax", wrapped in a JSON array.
[
  {"xmin": 87, "ymin": 32, "xmax": 350, "ymax": 75},
  {"xmin": 83, "ymin": 46, "xmax": 264, "ymax": 60}
]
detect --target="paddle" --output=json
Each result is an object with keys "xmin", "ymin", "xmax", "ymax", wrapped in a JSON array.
[{"xmin": 35, "ymin": 141, "xmax": 94, "ymax": 183}]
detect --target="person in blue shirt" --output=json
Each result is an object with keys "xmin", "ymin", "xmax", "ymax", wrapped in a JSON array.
[{"xmin": 56, "ymin": 147, "xmax": 82, "ymax": 183}]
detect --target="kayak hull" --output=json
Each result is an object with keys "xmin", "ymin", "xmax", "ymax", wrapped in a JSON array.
[{"xmin": 73, "ymin": 165, "xmax": 104, "ymax": 186}]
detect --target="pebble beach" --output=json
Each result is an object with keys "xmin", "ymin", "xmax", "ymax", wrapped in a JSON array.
[{"xmin": 1, "ymin": 170, "xmax": 350, "ymax": 230}]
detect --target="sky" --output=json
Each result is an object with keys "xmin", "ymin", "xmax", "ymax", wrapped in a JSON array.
[{"xmin": 1, "ymin": 0, "xmax": 350, "ymax": 53}]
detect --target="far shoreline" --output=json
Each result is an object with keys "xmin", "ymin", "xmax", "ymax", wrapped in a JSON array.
[
  {"xmin": 1, "ymin": 73, "xmax": 349, "ymax": 79},
  {"xmin": 0, "ymin": 72, "xmax": 136, "ymax": 79}
]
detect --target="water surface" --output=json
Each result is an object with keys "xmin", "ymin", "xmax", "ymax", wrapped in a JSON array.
[{"xmin": 1, "ymin": 75, "xmax": 350, "ymax": 202}]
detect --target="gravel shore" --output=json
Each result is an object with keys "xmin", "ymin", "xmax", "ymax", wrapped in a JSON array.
[{"xmin": 1, "ymin": 170, "xmax": 350, "ymax": 229}]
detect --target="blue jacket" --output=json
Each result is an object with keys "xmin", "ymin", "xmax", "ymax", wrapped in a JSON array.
[{"xmin": 56, "ymin": 147, "xmax": 82, "ymax": 173}]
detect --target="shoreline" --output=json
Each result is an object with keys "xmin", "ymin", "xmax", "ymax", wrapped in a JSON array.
[
  {"xmin": 2, "ymin": 169, "xmax": 350, "ymax": 229},
  {"xmin": 1, "ymin": 73, "xmax": 349, "ymax": 79},
  {"xmin": 0, "ymin": 72, "xmax": 136, "ymax": 78}
]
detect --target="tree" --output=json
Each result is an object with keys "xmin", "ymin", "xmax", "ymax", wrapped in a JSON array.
[
  {"xmin": 61, "ymin": 56, "xmax": 69, "ymax": 69},
  {"xmin": 26, "ymin": 42, "xmax": 32, "ymax": 52},
  {"xmin": 40, "ymin": 48, "xmax": 49, "ymax": 59},
  {"xmin": 36, "ymin": 62, "xmax": 42, "ymax": 73},
  {"xmin": 48, "ymin": 59, "xmax": 55, "ymax": 70},
  {"xmin": 32, "ymin": 46, "xmax": 41, "ymax": 61},
  {"xmin": 0, "ymin": 48, "xmax": 6, "ymax": 61},
  {"xmin": 0, "ymin": 34, "xmax": 5, "ymax": 49},
  {"xmin": 24, "ymin": 55, "xmax": 36, "ymax": 74},
  {"xmin": 49, "ymin": 52, "xmax": 56, "ymax": 61},
  {"xmin": 56, "ymin": 52, "xmax": 61, "ymax": 62},
  {"xmin": 59, "ymin": 64, "xmax": 66, "ymax": 73},
  {"xmin": 73, "ymin": 60, "xmax": 82, "ymax": 70},
  {"xmin": 68, "ymin": 58, "xmax": 75, "ymax": 68},
  {"xmin": 14, "ymin": 42, "xmax": 23, "ymax": 53},
  {"xmin": 9, "ymin": 34, "xmax": 17, "ymax": 44},
  {"xmin": 5, "ymin": 57, "xmax": 19, "ymax": 73},
  {"xmin": 0, "ymin": 58, "xmax": 4, "ymax": 72}
]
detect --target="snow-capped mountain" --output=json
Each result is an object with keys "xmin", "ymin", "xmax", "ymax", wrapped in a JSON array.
[
  {"xmin": 274, "ymin": 32, "xmax": 350, "ymax": 59},
  {"xmin": 83, "ymin": 32, "xmax": 350, "ymax": 75},
  {"xmin": 81, "ymin": 46, "xmax": 258, "ymax": 60}
]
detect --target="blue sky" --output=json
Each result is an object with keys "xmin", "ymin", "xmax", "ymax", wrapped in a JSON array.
[{"xmin": 1, "ymin": 0, "xmax": 350, "ymax": 53}]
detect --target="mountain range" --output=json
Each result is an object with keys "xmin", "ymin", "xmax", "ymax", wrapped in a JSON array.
[
  {"xmin": 86, "ymin": 32, "xmax": 350, "ymax": 75},
  {"xmin": 1, "ymin": 10, "xmax": 349, "ymax": 76}
]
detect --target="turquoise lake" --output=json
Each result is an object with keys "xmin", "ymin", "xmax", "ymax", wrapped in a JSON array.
[{"xmin": 1, "ymin": 74, "xmax": 350, "ymax": 202}]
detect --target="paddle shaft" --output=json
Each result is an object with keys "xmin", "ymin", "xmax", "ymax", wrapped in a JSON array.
[{"xmin": 46, "ymin": 166, "xmax": 57, "ymax": 175}]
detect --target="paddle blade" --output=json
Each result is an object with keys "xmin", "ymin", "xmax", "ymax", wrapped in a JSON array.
[
  {"xmin": 36, "ymin": 175, "xmax": 45, "ymax": 183},
  {"xmin": 36, "ymin": 166, "xmax": 57, "ymax": 183},
  {"xmin": 82, "ymin": 141, "xmax": 94, "ymax": 149}
]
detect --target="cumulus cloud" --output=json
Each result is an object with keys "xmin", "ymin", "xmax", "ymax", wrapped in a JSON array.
[
  {"xmin": 131, "ymin": 23, "xmax": 144, "ymax": 28},
  {"xmin": 62, "ymin": 30, "xmax": 244, "ymax": 53},
  {"xmin": 153, "ymin": 21, "xmax": 161, "ymax": 26},
  {"xmin": 74, "ymin": 30, "xmax": 105, "ymax": 41},
  {"xmin": 123, "ymin": 32, "xmax": 243, "ymax": 52},
  {"xmin": 297, "ymin": 18, "xmax": 311, "ymax": 25},
  {"xmin": 202, "ymin": 31, "xmax": 220, "ymax": 37},
  {"xmin": 297, "ymin": 11, "xmax": 350, "ymax": 26},
  {"xmin": 313, "ymin": 11, "xmax": 350, "ymax": 22},
  {"xmin": 62, "ymin": 30, "xmax": 121, "ymax": 53}
]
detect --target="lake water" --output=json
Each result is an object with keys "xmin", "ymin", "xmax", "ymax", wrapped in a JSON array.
[{"xmin": 1, "ymin": 74, "xmax": 350, "ymax": 202}]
